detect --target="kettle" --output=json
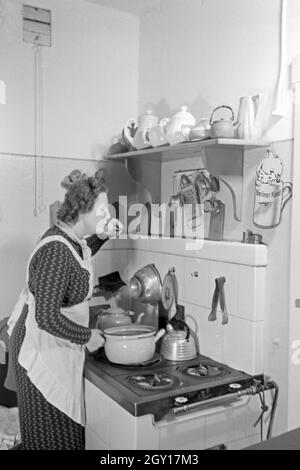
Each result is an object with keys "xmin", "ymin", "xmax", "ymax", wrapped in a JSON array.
[
  {"xmin": 209, "ymin": 105, "xmax": 239, "ymax": 138},
  {"xmin": 123, "ymin": 109, "xmax": 159, "ymax": 150},
  {"xmin": 128, "ymin": 264, "xmax": 162, "ymax": 305},
  {"xmin": 160, "ymin": 319, "xmax": 197, "ymax": 361}
]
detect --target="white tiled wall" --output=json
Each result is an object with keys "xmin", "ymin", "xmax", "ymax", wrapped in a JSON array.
[{"xmin": 93, "ymin": 239, "xmax": 267, "ymax": 375}]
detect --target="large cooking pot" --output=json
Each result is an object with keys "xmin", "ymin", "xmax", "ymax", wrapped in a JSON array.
[{"xmin": 101, "ymin": 325, "xmax": 165, "ymax": 365}]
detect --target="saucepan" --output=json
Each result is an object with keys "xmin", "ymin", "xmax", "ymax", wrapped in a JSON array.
[{"xmin": 99, "ymin": 325, "xmax": 165, "ymax": 365}]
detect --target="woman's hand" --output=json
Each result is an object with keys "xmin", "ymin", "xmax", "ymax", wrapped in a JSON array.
[
  {"xmin": 104, "ymin": 218, "xmax": 124, "ymax": 238},
  {"xmin": 97, "ymin": 218, "xmax": 124, "ymax": 240},
  {"xmin": 86, "ymin": 329, "xmax": 105, "ymax": 352}
]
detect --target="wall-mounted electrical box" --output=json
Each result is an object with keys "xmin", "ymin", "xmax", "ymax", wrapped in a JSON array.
[{"xmin": 23, "ymin": 4, "xmax": 51, "ymax": 47}]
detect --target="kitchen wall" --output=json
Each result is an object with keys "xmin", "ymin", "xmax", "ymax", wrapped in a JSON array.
[
  {"xmin": 132, "ymin": 0, "xmax": 299, "ymax": 435},
  {"xmin": 0, "ymin": 0, "xmax": 139, "ymax": 158},
  {"xmin": 138, "ymin": 0, "xmax": 300, "ymax": 142},
  {"xmin": 0, "ymin": 0, "xmax": 139, "ymax": 317}
]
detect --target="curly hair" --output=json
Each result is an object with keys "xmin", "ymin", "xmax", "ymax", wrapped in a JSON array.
[{"xmin": 57, "ymin": 170, "xmax": 107, "ymax": 225}]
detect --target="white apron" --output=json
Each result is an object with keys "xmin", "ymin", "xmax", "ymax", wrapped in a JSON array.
[{"xmin": 9, "ymin": 234, "xmax": 93, "ymax": 426}]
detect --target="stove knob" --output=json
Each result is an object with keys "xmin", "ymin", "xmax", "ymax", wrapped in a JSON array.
[
  {"xmin": 228, "ymin": 383, "xmax": 242, "ymax": 391},
  {"xmin": 174, "ymin": 396, "xmax": 189, "ymax": 406}
]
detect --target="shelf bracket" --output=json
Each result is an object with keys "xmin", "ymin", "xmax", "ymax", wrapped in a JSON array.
[{"xmin": 125, "ymin": 156, "xmax": 162, "ymax": 204}]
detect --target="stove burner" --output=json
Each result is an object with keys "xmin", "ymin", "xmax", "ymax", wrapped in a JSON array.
[
  {"xmin": 128, "ymin": 373, "xmax": 179, "ymax": 391},
  {"xmin": 180, "ymin": 363, "xmax": 226, "ymax": 379}
]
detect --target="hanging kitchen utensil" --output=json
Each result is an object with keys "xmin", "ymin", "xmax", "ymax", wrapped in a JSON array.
[
  {"xmin": 194, "ymin": 170, "xmax": 220, "ymax": 206},
  {"xmin": 208, "ymin": 277, "xmax": 229, "ymax": 325},
  {"xmin": 180, "ymin": 174, "xmax": 202, "ymax": 229},
  {"xmin": 180, "ymin": 174, "xmax": 198, "ymax": 205},
  {"xmin": 161, "ymin": 267, "xmax": 179, "ymax": 320},
  {"xmin": 208, "ymin": 200, "xmax": 225, "ymax": 241},
  {"xmin": 209, "ymin": 175, "xmax": 220, "ymax": 193},
  {"xmin": 219, "ymin": 277, "xmax": 229, "ymax": 325},
  {"xmin": 128, "ymin": 264, "xmax": 162, "ymax": 305},
  {"xmin": 161, "ymin": 268, "xmax": 175, "ymax": 313},
  {"xmin": 170, "ymin": 268, "xmax": 179, "ymax": 320}
]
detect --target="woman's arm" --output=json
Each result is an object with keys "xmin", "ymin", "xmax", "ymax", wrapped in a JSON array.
[{"xmin": 33, "ymin": 241, "xmax": 91, "ymax": 345}]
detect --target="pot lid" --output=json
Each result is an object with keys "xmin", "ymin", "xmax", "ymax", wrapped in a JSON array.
[
  {"xmin": 103, "ymin": 307, "xmax": 126, "ymax": 315},
  {"xmin": 161, "ymin": 268, "xmax": 178, "ymax": 316},
  {"xmin": 138, "ymin": 108, "xmax": 159, "ymax": 127},
  {"xmin": 212, "ymin": 118, "xmax": 232, "ymax": 123},
  {"xmin": 172, "ymin": 105, "xmax": 196, "ymax": 123},
  {"xmin": 103, "ymin": 324, "xmax": 155, "ymax": 338}
]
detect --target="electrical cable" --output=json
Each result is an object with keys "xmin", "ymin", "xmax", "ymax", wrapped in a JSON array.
[
  {"xmin": 37, "ymin": 39, "xmax": 46, "ymax": 214},
  {"xmin": 33, "ymin": 37, "xmax": 39, "ymax": 217},
  {"xmin": 33, "ymin": 36, "xmax": 46, "ymax": 217},
  {"xmin": 266, "ymin": 380, "xmax": 279, "ymax": 440}
]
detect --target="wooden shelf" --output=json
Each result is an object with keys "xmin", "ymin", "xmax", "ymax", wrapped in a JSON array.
[
  {"xmin": 106, "ymin": 139, "xmax": 271, "ymax": 163},
  {"xmin": 106, "ymin": 138, "xmax": 271, "ymax": 223}
]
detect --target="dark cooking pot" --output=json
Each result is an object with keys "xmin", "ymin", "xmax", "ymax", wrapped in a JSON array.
[{"xmin": 101, "ymin": 325, "xmax": 165, "ymax": 365}]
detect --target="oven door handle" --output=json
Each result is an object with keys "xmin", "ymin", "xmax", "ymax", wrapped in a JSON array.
[{"xmin": 154, "ymin": 396, "xmax": 250, "ymax": 428}]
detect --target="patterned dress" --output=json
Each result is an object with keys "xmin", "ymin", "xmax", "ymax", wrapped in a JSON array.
[{"xmin": 10, "ymin": 226, "xmax": 106, "ymax": 450}]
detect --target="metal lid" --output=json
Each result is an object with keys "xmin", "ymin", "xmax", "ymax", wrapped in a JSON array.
[{"xmin": 161, "ymin": 268, "xmax": 178, "ymax": 320}]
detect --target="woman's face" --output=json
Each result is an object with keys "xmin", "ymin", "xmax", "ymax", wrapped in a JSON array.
[{"xmin": 84, "ymin": 192, "xmax": 110, "ymax": 235}]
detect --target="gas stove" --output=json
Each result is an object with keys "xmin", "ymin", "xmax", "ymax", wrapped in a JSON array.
[{"xmin": 85, "ymin": 350, "xmax": 264, "ymax": 421}]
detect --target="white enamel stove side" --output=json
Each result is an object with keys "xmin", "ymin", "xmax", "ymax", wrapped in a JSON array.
[{"xmin": 85, "ymin": 378, "xmax": 267, "ymax": 450}]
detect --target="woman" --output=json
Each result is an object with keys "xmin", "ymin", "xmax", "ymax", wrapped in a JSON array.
[{"xmin": 9, "ymin": 171, "xmax": 120, "ymax": 450}]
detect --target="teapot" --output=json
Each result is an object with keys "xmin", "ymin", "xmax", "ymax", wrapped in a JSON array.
[
  {"xmin": 146, "ymin": 120, "xmax": 169, "ymax": 147},
  {"xmin": 209, "ymin": 105, "xmax": 239, "ymax": 138},
  {"xmin": 160, "ymin": 105, "xmax": 196, "ymax": 146},
  {"xmin": 123, "ymin": 109, "xmax": 158, "ymax": 150},
  {"xmin": 96, "ymin": 306, "xmax": 145, "ymax": 330}
]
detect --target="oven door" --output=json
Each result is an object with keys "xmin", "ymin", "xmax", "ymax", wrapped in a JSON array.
[{"xmin": 154, "ymin": 396, "xmax": 258, "ymax": 450}]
